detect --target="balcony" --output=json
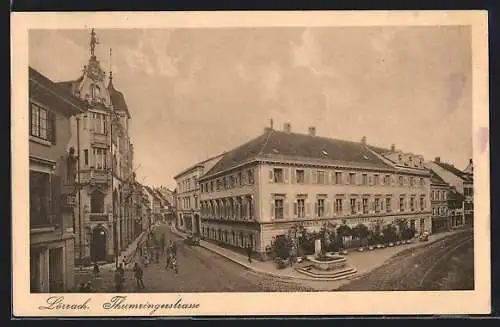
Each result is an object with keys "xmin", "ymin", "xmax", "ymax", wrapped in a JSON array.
[
  {"xmin": 78, "ymin": 169, "xmax": 111, "ymax": 185},
  {"xmin": 91, "ymin": 132, "xmax": 109, "ymax": 147}
]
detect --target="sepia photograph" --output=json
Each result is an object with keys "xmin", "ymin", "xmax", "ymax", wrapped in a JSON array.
[{"xmin": 12, "ymin": 11, "xmax": 490, "ymax": 316}]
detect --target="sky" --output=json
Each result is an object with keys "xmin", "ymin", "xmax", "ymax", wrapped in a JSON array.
[{"xmin": 29, "ymin": 26, "xmax": 473, "ymax": 190}]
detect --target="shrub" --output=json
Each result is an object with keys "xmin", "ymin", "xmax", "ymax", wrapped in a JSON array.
[
  {"xmin": 352, "ymin": 224, "xmax": 370, "ymax": 246},
  {"xmin": 272, "ymin": 234, "xmax": 293, "ymax": 260},
  {"xmin": 382, "ymin": 224, "xmax": 398, "ymax": 243}
]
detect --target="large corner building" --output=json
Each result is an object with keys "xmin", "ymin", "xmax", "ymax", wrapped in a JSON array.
[{"xmin": 195, "ymin": 124, "xmax": 432, "ymax": 260}]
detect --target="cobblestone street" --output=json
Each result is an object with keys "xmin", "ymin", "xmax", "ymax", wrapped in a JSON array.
[{"xmin": 75, "ymin": 224, "xmax": 314, "ymax": 292}]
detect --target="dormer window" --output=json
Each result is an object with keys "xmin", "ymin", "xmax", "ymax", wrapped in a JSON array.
[
  {"xmin": 321, "ymin": 150, "xmax": 328, "ymax": 156},
  {"xmin": 91, "ymin": 84, "xmax": 101, "ymax": 100},
  {"xmin": 398, "ymin": 154, "xmax": 402, "ymax": 162}
]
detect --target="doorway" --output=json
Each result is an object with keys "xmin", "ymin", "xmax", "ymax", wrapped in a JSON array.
[{"xmin": 92, "ymin": 226, "xmax": 107, "ymax": 262}]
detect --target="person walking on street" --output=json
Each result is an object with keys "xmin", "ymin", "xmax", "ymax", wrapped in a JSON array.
[
  {"xmin": 93, "ymin": 262, "xmax": 100, "ymax": 278},
  {"xmin": 246, "ymin": 243, "xmax": 253, "ymax": 263},
  {"xmin": 117, "ymin": 263, "xmax": 125, "ymax": 279},
  {"xmin": 160, "ymin": 235, "xmax": 165, "ymax": 254},
  {"xmin": 133, "ymin": 262, "xmax": 145, "ymax": 290},
  {"xmin": 114, "ymin": 269, "xmax": 124, "ymax": 292}
]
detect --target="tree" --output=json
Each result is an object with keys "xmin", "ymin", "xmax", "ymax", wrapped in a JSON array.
[
  {"xmin": 272, "ymin": 235, "xmax": 293, "ymax": 260},
  {"xmin": 395, "ymin": 218, "xmax": 409, "ymax": 241},
  {"xmin": 371, "ymin": 219, "xmax": 384, "ymax": 244},
  {"xmin": 382, "ymin": 224, "xmax": 398, "ymax": 243},
  {"xmin": 336, "ymin": 224, "xmax": 352, "ymax": 249},
  {"xmin": 352, "ymin": 223, "xmax": 370, "ymax": 246}
]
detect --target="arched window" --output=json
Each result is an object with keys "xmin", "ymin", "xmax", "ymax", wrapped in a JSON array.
[{"xmin": 90, "ymin": 191, "xmax": 105, "ymax": 213}]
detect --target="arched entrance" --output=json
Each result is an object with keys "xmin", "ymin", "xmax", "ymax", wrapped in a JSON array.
[{"xmin": 91, "ymin": 225, "xmax": 107, "ymax": 262}]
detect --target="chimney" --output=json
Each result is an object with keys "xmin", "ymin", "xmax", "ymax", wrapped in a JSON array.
[
  {"xmin": 308, "ymin": 126, "xmax": 316, "ymax": 136},
  {"xmin": 435, "ymin": 157, "xmax": 441, "ymax": 163},
  {"xmin": 361, "ymin": 136, "xmax": 367, "ymax": 145},
  {"xmin": 391, "ymin": 144, "xmax": 396, "ymax": 152},
  {"xmin": 283, "ymin": 123, "xmax": 291, "ymax": 133}
]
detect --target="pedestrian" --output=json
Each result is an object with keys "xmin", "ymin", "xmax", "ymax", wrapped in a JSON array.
[
  {"xmin": 133, "ymin": 262, "xmax": 145, "ymax": 290},
  {"xmin": 246, "ymin": 243, "xmax": 253, "ymax": 263},
  {"xmin": 114, "ymin": 269, "xmax": 124, "ymax": 292},
  {"xmin": 160, "ymin": 235, "xmax": 165, "ymax": 254},
  {"xmin": 117, "ymin": 263, "xmax": 125, "ymax": 278},
  {"xmin": 93, "ymin": 262, "xmax": 100, "ymax": 278},
  {"xmin": 171, "ymin": 241, "xmax": 178, "ymax": 258}
]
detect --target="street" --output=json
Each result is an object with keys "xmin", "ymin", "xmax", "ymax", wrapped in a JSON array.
[
  {"xmin": 80, "ymin": 224, "xmax": 314, "ymax": 292},
  {"xmin": 338, "ymin": 228, "xmax": 474, "ymax": 291}
]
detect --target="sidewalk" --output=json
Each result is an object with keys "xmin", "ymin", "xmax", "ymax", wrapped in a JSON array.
[
  {"xmin": 75, "ymin": 224, "xmax": 161, "ymax": 272},
  {"xmin": 170, "ymin": 226, "xmax": 467, "ymax": 290}
]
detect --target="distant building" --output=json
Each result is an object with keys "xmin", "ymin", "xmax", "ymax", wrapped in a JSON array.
[
  {"xmin": 429, "ymin": 170, "xmax": 451, "ymax": 233},
  {"xmin": 174, "ymin": 154, "xmax": 224, "ymax": 234},
  {"xmin": 196, "ymin": 124, "xmax": 432, "ymax": 260},
  {"xmin": 143, "ymin": 186, "xmax": 162, "ymax": 225},
  {"xmin": 425, "ymin": 157, "xmax": 474, "ymax": 228},
  {"xmin": 29, "ymin": 67, "xmax": 85, "ymax": 292}
]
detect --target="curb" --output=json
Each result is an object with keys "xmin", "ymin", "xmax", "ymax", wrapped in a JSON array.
[{"xmin": 170, "ymin": 227, "xmax": 354, "ymax": 282}]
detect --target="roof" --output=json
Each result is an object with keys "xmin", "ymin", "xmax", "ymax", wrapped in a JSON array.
[
  {"xmin": 173, "ymin": 152, "xmax": 226, "ymax": 179},
  {"xmin": 435, "ymin": 161, "xmax": 473, "ymax": 182},
  {"xmin": 201, "ymin": 129, "xmax": 395, "ymax": 180},
  {"xmin": 108, "ymin": 77, "xmax": 131, "ymax": 119},
  {"xmin": 29, "ymin": 67, "xmax": 86, "ymax": 115},
  {"xmin": 429, "ymin": 169, "xmax": 448, "ymax": 186}
]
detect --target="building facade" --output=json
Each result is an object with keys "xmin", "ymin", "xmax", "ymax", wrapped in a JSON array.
[
  {"xmin": 174, "ymin": 154, "xmax": 224, "ymax": 234},
  {"xmin": 29, "ymin": 67, "xmax": 85, "ymax": 292},
  {"xmin": 425, "ymin": 157, "xmax": 474, "ymax": 228},
  {"xmin": 58, "ymin": 29, "xmax": 137, "ymax": 265},
  {"xmin": 197, "ymin": 125, "xmax": 432, "ymax": 259},
  {"xmin": 429, "ymin": 170, "xmax": 451, "ymax": 233}
]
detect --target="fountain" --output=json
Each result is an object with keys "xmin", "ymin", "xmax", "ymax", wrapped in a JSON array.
[{"xmin": 295, "ymin": 239, "xmax": 357, "ymax": 280}]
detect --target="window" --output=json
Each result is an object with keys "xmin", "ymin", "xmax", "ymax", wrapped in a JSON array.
[
  {"xmin": 374, "ymin": 198, "xmax": 380, "ymax": 213},
  {"xmin": 362, "ymin": 198, "xmax": 368, "ymax": 214},
  {"xmin": 274, "ymin": 199, "xmax": 284, "ymax": 219},
  {"xmin": 90, "ymin": 191, "xmax": 105, "ymax": 213},
  {"xmin": 400, "ymin": 197, "xmax": 405, "ymax": 212},
  {"xmin": 420, "ymin": 197, "xmax": 425, "ymax": 211},
  {"xmin": 92, "ymin": 148, "xmax": 107, "ymax": 169},
  {"xmin": 335, "ymin": 199, "xmax": 343, "ymax": 214},
  {"xmin": 374, "ymin": 175, "xmax": 379, "ymax": 185},
  {"xmin": 297, "ymin": 199, "xmax": 305, "ymax": 218},
  {"xmin": 317, "ymin": 199, "xmax": 325, "ymax": 217},
  {"xmin": 432, "ymin": 208, "xmax": 436, "ymax": 216},
  {"xmin": 84, "ymin": 149, "xmax": 89, "ymax": 166},
  {"xmin": 410, "ymin": 197, "xmax": 415, "ymax": 211},
  {"xmin": 216, "ymin": 179, "xmax": 221, "ymax": 191},
  {"xmin": 350, "ymin": 198, "xmax": 356, "ymax": 214},
  {"xmin": 248, "ymin": 197, "xmax": 254, "ymax": 218},
  {"xmin": 91, "ymin": 112, "xmax": 107, "ymax": 134},
  {"xmin": 420, "ymin": 178, "xmax": 424, "ymax": 186},
  {"xmin": 296, "ymin": 169, "xmax": 305, "ymax": 184},
  {"xmin": 238, "ymin": 172, "xmax": 242, "ymax": 186},
  {"xmin": 30, "ymin": 170, "xmax": 52, "ymax": 227},
  {"xmin": 273, "ymin": 168, "xmax": 284, "ymax": 183},
  {"xmin": 399, "ymin": 176, "xmax": 404, "ymax": 186},
  {"xmin": 410, "ymin": 177, "xmax": 415, "ymax": 186},
  {"xmin": 362, "ymin": 174, "xmax": 368, "ymax": 185},
  {"xmin": 383, "ymin": 175, "xmax": 391, "ymax": 185},
  {"xmin": 230, "ymin": 176, "xmax": 235, "ymax": 188},
  {"xmin": 386, "ymin": 197, "xmax": 392, "ymax": 212},
  {"xmin": 223, "ymin": 177, "xmax": 227, "ymax": 189},
  {"xmin": 210, "ymin": 181, "xmax": 214, "ymax": 192},
  {"xmin": 30, "ymin": 102, "xmax": 54, "ymax": 142},
  {"xmin": 317, "ymin": 171, "xmax": 326, "ymax": 184},
  {"xmin": 247, "ymin": 170, "xmax": 254, "ymax": 184},
  {"xmin": 335, "ymin": 172, "xmax": 342, "ymax": 184},
  {"xmin": 349, "ymin": 173, "xmax": 356, "ymax": 185}
]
